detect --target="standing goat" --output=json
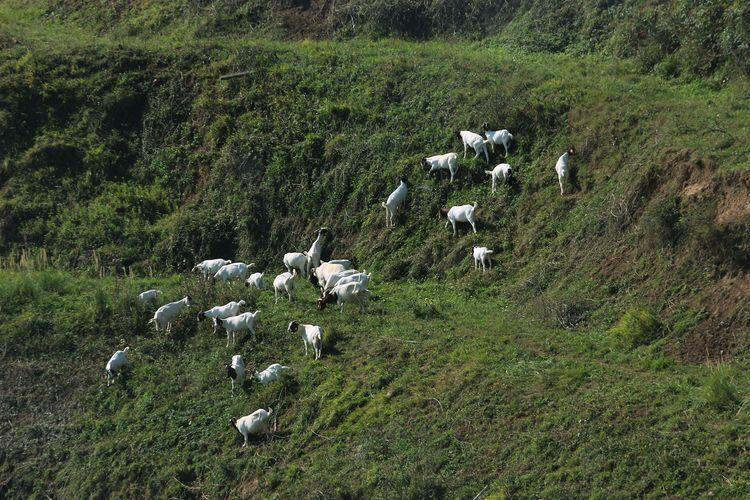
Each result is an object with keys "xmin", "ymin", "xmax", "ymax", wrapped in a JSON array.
[
  {"xmin": 230, "ymin": 408, "xmax": 275, "ymax": 447},
  {"xmin": 472, "ymin": 246, "xmax": 493, "ymax": 272},
  {"xmin": 212, "ymin": 262, "xmax": 255, "ymax": 284},
  {"xmin": 283, "ymin": 252, "xmax": 310, "ymax": 278},
  {"xmin": 244, "ymin": 272, "xmax": 266, "ymax": 290},
  {"xmin": 482, "ymin": 123, "xmax": 513, "ymax": 156},
  {"xmin": 226, "ymin": 354, "xmax": 245, "ymax": 395},
  {"xmin": 438, "ymin": 203, "xmax": 478, "ymax": 237},
  {"xmin": 149, "ymin": 296, "xmax": 193, "ymax": 332},
  {"xmin": 197, "ymin": 300, "xmax": 246, "ymax": 334},
  {"xmin": 458, "ymin": 130, "xmax": 490, "ymax": 162},
  {"xmin": 273, "ymin": 270, "xmax": 298, "ymax": 304},
  {"xmin": 422, "ymin": 153, "xmax": 459, "ymax": 183},
  {"xmin": 306, "ymin": 228, "xmax": 328, "ymax": 275},
  {"xmin": 555, "ymin": 145, "xmax": 575, "ymax": 195},
  {"xmin": 254, "ymin": 363, "xmax": 290, "ymax": 385},
  {"xmin": 192, "ymin": 258, "xmax": 231, "ymax": 279},
  {"xmin": 288, "ymin": 321, "xmax": 323, "ymax": 360},
  {"xmin": 216, "ymin": 311, "xmax": 260, "ymax": 347},
  {"xmin": 382, "ymin": 177, "xmax": 408, "ymax": 228},
  {"xmin": 105, "ymin": 347, "xmax": 130, "ymax": 387},
  {"xmin": 316, "ymin": 281, "xmax": 371, "ymax": 314},
  {"xmin": 485, "ymin": 164, "xmax": 513, "ymax": 193},
  {"xmin": 138, "ymin": 289, "xmax": 161, "ymax": 303}
]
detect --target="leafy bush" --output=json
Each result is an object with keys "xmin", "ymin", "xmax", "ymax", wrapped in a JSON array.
[
  {"xmin": 703, "ymin": 366, "xmax": 741, "ymax": 413},
  {"xmin": 610, "ymin": 308, "xmax": 663, "ymax": 347},
  {"xmin": 322, "ymin": 325, "xmax": 342, "ymax": 351},
  {"xmin": 641, "ymin": 196, "xmax": 681, "ymax": 250}
]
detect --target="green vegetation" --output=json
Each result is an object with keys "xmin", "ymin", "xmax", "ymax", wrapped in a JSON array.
[
  {"xmin": 3, "ymin": 268, "xmax": 750, "ymax": 497},
  {"xmin": 1, "ymin": 1, "xmax": 749, "ymax": 497}
]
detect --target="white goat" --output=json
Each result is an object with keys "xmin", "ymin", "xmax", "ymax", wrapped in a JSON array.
[
  {"xmin": 230, "ymin": 408, "xmax": 275, "ymax": 447},
  {"xmin": 323, "ymin": 271, "xmax": 371, "ymax": 294},
  {"xmin": 555, "ymin": 146, "xmax": 576, "ymax": 195},
  {"xmin": 105, "ymin": 347, "xmax": 130, "ymax": 387},
  {"xmin": 254, "ymin": 364, "xmax": 290, "ymax": 385},
  {"xmin": 192, "ymin": 258, "xmax": 231, "ymax": 278},
  {"xmin": 422, "ymin": 153, "xmax": 459, "ymax": 183},
  {"xmin": 244, "ymin": 272, "xmax": 266, "ymax": 290},
  {"xmin": 309, "ymin": 262, "xmax": 347, "ymax": 290},
  {"xmin": 213, "ymin": 262, "xmax": 255, "ymax": 284},
  {"xmin": 287, "ymin": 321, "xmax": 323, "ymax": 359},
  {"xmin": 306, "ymin": 227, "xmax": 328, "ymax": 275},
  {"xmin": 226, "ymin": 354, "xmax": 245, "ymax": 395},
  {"xmin": 273, "ymin": 270, "xmax": 298, "ymax": 304},
  {"xmin": 439, "ymin": 203, "xmax": 478, "ymax": 237},
  {"xmin": 149, "ymin": 296, "xmax": 193, "ymax": 332},
  {"xmin": 138, "ymin": 289, "xmax": 161, "ymax": 303},
  {"xmin": 316, "ymin": 281, "xmax": 371, "ymax": 314},
  {"xmin": 283, "ymin": 252, "xmax": 310, "ymax": 278},
  {"xmin": 482, "ymin": 123, "xmax": 513, "ymax": 156},
  {"xmin": 472, "ymin": 246, "xmax": 493, "ymax": 272},
  {"xmin": 216, "ymin": 310, "xmax": 260, "ymax": 347},
  {"xmin": 327, "ymin": 259, "xmax": 355, "ymax": 269},
  {"xmin": 381, "ymin": 177, "xmax": 408, "ymax": 228},
  {"xmin": 485, "ymin": 164, "xmax": 513, "ymax": 193},
  {"xmin": 197, "ymin": 300, "xmax": 246, "ymax": 334},
  {"xmin": 458, "ymin": 130, "xmax": 490, "ymax": 162}
]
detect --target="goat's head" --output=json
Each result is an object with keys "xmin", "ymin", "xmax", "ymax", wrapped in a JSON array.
[
  {"xmin": 288, "ymin": 321, "xmax": 299, "ymax": 333},
  {"xmin": 400, "ymin": 176, "xmax": 408, "ymax": 186},
  {"xmin": 185, "ymin": 295, "xmax": 193, "ymax": 306},
  {"xmin": 316, "ymin": 292, "xmax": 337, "ymax": 310},
  {"xmin": 309, "ymin": 272, "xmax": 319, "ymax": 286},
  {"xmin": 481, "ymin": 122, "xmax": 489, "ymax": 131},
  {"xmin": 420, "ymin": 157, "xmax": 430, "ymax": 170},
  {"xmin": 437, "ymin": 207, "xmax": 449, "ymax": 218},
  {"xmin": 215, "ymin": 318, "xmax": 223, "ymax": 328},
  {"xmin": 197, "ymin": 311, "xmax": 206, "ymax": 321},
  {"xmin": 229, "ymin": 417, "xmax": 238, "ymax": 429},
  {"xmin": 350, "ymin": 256, "xmax": 358, "ymax": 268},
  {"xmin": 567, "ymin": 145, "xmax": 576, "ymax": 156},
  {"xmin": 454, "ymin": 130, "xmax": 461, "ymax": 139},
  {"xmin": 226, "ymin": 364, "xmax": 237, "ymax": 380}
]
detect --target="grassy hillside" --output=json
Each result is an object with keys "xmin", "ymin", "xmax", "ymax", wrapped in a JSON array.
[
  {"xmin": 2, "ymin": 268, "xmax": 750, "ymax": 498},
  {"xmin": 1, "ymin": 1, "xmax": 750, "ymax": 497}
]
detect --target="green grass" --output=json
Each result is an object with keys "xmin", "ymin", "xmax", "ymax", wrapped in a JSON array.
[{"xmin": 2, "ymin": 268, "xmax": 750, "ymax": 497}]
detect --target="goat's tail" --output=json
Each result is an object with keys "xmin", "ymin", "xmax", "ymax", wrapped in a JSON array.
[
  {"xmin": 148, "ymin": 318, "xmax": 155, "ymax": 324},
  {"xmin": 381, "ymin": 201, "xmax": 387, "ymax": 208},
  {"xmin": 484, "ymin": 170, "xmax": 493, "ymax": 175},
  {"xmin": 486, "ymin": 250, "xmax": 494, "ymax": 254},
  {"xmin": 473, "ymin": 201, "xmax": 478, "ymax": 210}
]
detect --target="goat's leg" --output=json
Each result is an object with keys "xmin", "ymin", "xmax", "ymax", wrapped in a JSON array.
[
  {"xmin": 452, "ymin": 220, "xmax": 457, "ymax": 237},
  {"xmin": 463, "ymin": 142, "xmax": 467, "ymax": 159},
  {"xmin": 470, "ymin": 219, "xmax": 477, "ymax": 234}
]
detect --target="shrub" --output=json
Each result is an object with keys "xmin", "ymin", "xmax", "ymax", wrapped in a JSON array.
[
  {"xmin": 703, "ymin": 366, "xmax": 741, "ymax": 413},
  {"xmin": 641, "ymin": 196, "xmax": 681, "ymax": 250},
  {"xmin": 610, "ymin": 308, "xmax": 662, "ymax": 347}
]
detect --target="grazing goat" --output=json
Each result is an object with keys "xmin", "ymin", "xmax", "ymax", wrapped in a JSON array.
[
  {"xmin": 555, "ymin": 145, "xmax": 575, "ymax": 195},
  {"xmin": 244, "ymin": 272, "xmax": 266, "ymax": 290},
  {"xmin": 485, "ymin": 164, "xmax": 513, "ymax": 193},
  {"xmin": 192, "ymin": 258, "xmax": 231, "ymax": 278},
  {"xmin": 138, "ymin": 289, "xmax": 161, "ymax": 303},
  {"xmin": 226, "ymin": 354, "xmax": 245, "ymax": 395},
  {"xmin": 316, "ymin": 281, "xmax": 371, "ymax": 314},
  {"xmin": 105, "ymin": 347, "xmax": 130, "ymax": 387},
  {"xmin": 197, "ymin": 300, "xmax": 247, "ymax": 334},
  {"xmin": 422, "ymin": 153, "xmax": 459, "ymax": 183},
  {"xmin": 458, "ymin": 130, "xmax": 490, "ymax": 162},
  {"xmin": 288, "ymin": 321, "xmax": 323, "ymax": 359},
  {"xmin": 382, "ymin": 177, "xmax": 408, "ymax": 227},
  {"xmin": 438, "ymin": 203, "xmax": 478, "ymax": 237},
  {"xmin": 306, "ymin": 228, "xmax": 328, "ymax": 275},
  {"xmin": 149, "ymin": 296, "xmax": 193, "ymax": 332},
  {"xmin": 216, "ymin": 311, "xmax": 260, "ymax": 347},
  {"xmin": 472, "ymin": 247, "xmax": 493, "ymax": 272},
  {"xmin": 273, "ymin": 270, "xmax": 298, "ymax": 304},
  {"xmin": 327, "ymin": 258, "xmax": 356, "ymax": 269},
  {"xmin": 213, "ymin": 262, "xmax": 255, "ymax": 284},
  {"xmin": 284, "ymin": 252, "xmax": 310, "ymax": 278},
  {"xmin": 230, "ymin": 408, "xmax": 275, "ymax": 447},
  {"xmin": 309, "ymin": 262, "xmax": 347, "ymax": 291},
  {"xmin": 254, "ymin": 364, "xmax": 290, "ymax": 385},
  {"xmin": 482, "ymin": 123, "xmax": 513, "ymax": 156},
  {"xmin": 323, "ymin": 271, "xmax": 371, "ymax": 295}
]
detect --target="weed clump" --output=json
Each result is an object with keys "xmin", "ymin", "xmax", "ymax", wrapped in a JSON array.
[
  {"xmin": 703, "ymin": 366, "xmax": 741, "ymax": 413},
  {"xmin": 610, "ymin": 308, "xmax": 662, "ymax": 347},
  {"xmin": 322, "ymin": 326, "xmax": 342, "ymax": 351}
]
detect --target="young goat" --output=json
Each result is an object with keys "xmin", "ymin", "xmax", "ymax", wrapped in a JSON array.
[
  {"xmin": 288, "ymin": 321, "xmax": 323, "ymax": 360},
  {"xmin": 105, "ymin": 347, "xmax": 130, "ymax": 387},
  {"xmin": 192, "ymin": 258, "xmax": 231, "ymax": 279},
  {"xmin": 381, "ymin": 177, "xmax": 408, "ymax": 228},
  {"xmin": 305, "ymin": 228, "xmax": 328, "ymax": 275},
  {"xmin": 457, "ymin": 130, "xmax": 490, "ymax": 162},
  {"xmin": 149, "ymin": 296, "xmax": 193, "ymax": 332},
  {"xmin": 197, "ymin": 300, "xmax": 247, "ymax": 334},
  {"xmin": 212, "ymin": 262, "xmax": 255, "ymax": 284},
  {"xmin": 138, "ymin": 289, "xmax": 162, "ymax": 303},
  {"xmin": 273, "ymin": 270, "xmax": 298, "ymax": 304},
  {"xmin": 438, "ymin": 203, "xmax": 478, "ymax": 237},
  {"xmin": 482, "ymin": 123, "xmax": 513, "ymax": 157},
  {"xmin": 309, "ymin": 262, "xmax": 347, "ymax": 291},
  {"xmin": 244, "ymin": 272, "xmax": 266, "ymax": 290},
  {"xmin": 472, "ymin": 246, "xmax": 493, "ymax": 272},
  {"xmin": 226, "ymin": 354, "xmax": 245, "ymax": 395},
  {"xmin": 422, "ymin": 153, "xmax": 459, "ymax": 183},
  {"xmin": 230, "ymin": 408, "xmax": 275, "ymax": 447},
  {"xmin": 316, "ymin": 281, "xmax": 371, "ymax": 314},
  {"xmin": 283, "ymin": 252, "xmax": 310, "ymax": 278},
  {"xmin": 216, "ymin": 310, "xmax": 260, "ymax": 347},
  {"xmin": 254, "ymin": 363, "xmax": 290, "ymax": 385},
  {"xmin": 555, "ymin": 145, "xmax": 576, "ymax": 195},
  {"xmin": 485, "ymin": 164, "xmax": 513, "ymax": 193}
]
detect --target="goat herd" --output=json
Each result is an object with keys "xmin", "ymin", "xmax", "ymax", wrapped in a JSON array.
[{"xmin": 104, "ymin": 124, "xmax": 575, "ymax": 447}]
